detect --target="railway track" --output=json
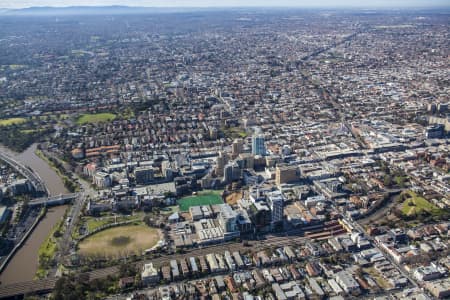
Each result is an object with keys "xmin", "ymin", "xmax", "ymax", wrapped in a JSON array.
[{"xmin": 0, "ymin": 225, "xmax": 346, "ymax": 298}]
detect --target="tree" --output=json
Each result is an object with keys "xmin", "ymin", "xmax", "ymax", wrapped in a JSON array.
[
  {"xmin": 143, "ymin": 215, "xmax": 153, "ymax": 226},
  {"xmin": 52, "ymin": 275, "xmax": 84, "ymax": 300},
  {"xmin": 119, "ymin": 262, "xmax": 137, "ymax": 278},
  {"xmin": 395, "ymin": 176, "xmax": 406, "ymax": 188},
  {"xmin": 383, "ymin": 175, "xmax": 393, "ymax": 188}
]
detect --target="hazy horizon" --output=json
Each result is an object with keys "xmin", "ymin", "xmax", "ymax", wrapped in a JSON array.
[{"xmin": 2, "ymin": 0, "xmax": 449, "ymax": 9}]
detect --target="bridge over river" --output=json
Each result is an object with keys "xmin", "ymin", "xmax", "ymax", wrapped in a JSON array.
[
  {"xmin": 0, "ymin": 145, "xmax": 74, "ymax": 290},
  {"xmin": 29, "ymin": 193, "xmax": 80, "ymax": 207}
]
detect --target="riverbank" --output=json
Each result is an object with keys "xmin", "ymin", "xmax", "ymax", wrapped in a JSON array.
[
  {"xmin": 0, "ymin": 207, "xmax": 45, "ymax": 278},
  {"xmin": 0, "ymin": 143, "xmax": 68, "ymax": 196},
  {"xmin": 0, "ymin": 205, "xmax": 68, "ymax": 285},
  {"xmin": 35, "ymin": 149, "xmax": 79, "ymax": 193},
  {"xmin": 0, "ymin": 143, "xmax": 70, "ymax": 285},
  {"xmin": 36, "ymin": 216, "xmax": 65, "ymax": 279}
]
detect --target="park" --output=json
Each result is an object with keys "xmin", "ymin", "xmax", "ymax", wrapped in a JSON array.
[{"xmin": 78, "ymin": 224, "xmax": 160, "ymax": 257}]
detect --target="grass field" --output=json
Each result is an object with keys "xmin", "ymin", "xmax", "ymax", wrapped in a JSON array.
[
  {"xmin": 178, "ymin": 191, "xmax": 223, "ymax": 211},
  {"xmin": 76, "ymin": 113, "xmax": 116, "ymax": 125},
  {"xmin": 78, "ymin": 225, "xmax": 159, "ymax": 257},
  {"xmin": 363, "ymin": 267, "xmax": 393, "ymax": 290},
  {"xmin": 36, "ymin": 218, "xmax": 63, "ymax": 278},
  {"xmin": 84, "ymin": 213, "xmax": 144, "ymax": 232},
  {"xmin": 9, "ymin": 64, "xmax": 26, "ymax": 70},
  {"xmin": 401, "ymin": 191, "xmax": 439, "ymax": 216},
  {"xmin": 222, "ymin": 126, "xmax": 248, "ymax": 139},
  {"xmin": 0, "ymin": 117, "xmax": 27, "ymax": 126},
  {"xmin": 20, "ymin": 129, "xmax": 40, "ymax": 134},
  {"xmin": 86, "ymin": 218, "xmax": 111, "ymax": 232}
]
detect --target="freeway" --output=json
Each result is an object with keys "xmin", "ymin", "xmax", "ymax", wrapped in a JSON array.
[{"xmin": 0, "ymin": 151, "xmax": 48, "ymax": 195}]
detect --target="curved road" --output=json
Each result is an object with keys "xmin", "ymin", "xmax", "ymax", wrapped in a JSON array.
[
  {"xmin": 0, "ymin": 144, "xmax": 68, "ymax": 196},
  {"xmin": 0, "ymin": 151, "xmax": 47, "ymax": 195},
  {"xmin": 0, "ymin": 144, "xmax": 69, "ymax": 286}
]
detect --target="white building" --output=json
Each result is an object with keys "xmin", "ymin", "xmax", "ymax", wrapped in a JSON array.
[
  {"xmin": 413, "ymin": 265, "xmax": 443, "ymax": 281},
  {"xmin": 335, "ymin": 271, "xmax": 360, "ymax": 294},
  {"xmin": 267, "ymin": 190, "xmax": 284, "ymax": 227},
  {"xmin": 93, "ymin": 171, "xmax": 111, "ymax": 188},
  {"xmin": 141, "ymin": 263, "xmax": 159, "ymax": 285},
  {"xmin": 218, "ymin": 204, "xmax": 238, "ymax": 233}
]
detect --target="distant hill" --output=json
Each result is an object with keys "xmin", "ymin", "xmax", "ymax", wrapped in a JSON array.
[{"xmin": 0, "ymin": 6, "xmax": 214, "ymax": 16}]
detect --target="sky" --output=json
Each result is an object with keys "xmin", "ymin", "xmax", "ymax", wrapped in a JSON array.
[{"xmin": 1, "ymin": 0, "xmax": 449, "ymax": 9}]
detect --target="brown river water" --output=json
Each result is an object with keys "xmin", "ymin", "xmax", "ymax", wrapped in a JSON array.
[
  {"xmin": 0, "ymin": 144, "xmax": 69, "ymax": 285},
  {"xmin": 0, "ymin": 205, "xmax": 67, "ymax": 285},
  {"xmin": 0, "ymin": 143, "xmax": 68, "ymax": 196}
]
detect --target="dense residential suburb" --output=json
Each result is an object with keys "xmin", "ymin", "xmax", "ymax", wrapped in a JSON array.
[{"xmin": 0, "ymin": 6, "xmax": 449, "ymax": 300}]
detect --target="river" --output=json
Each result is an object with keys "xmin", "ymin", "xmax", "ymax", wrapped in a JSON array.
[
  {"xmin": 0, "ymin": 143, "xmax": 68, "ymax": 196},
  {"xmin": 0, "ymin": 205, "xmax": 68, "ymax": 285},
  {"xmin": 0, "ymin": 143, "xmax": 69, "ymax": 285}
]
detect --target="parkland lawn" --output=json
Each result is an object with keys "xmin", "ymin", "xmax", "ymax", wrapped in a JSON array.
[
  {"xmin": 78, "ymin": 225, "xmax": 159, "ymax": 257},
  {"xmin": 0, "ymin": 117, "xmax": 27, "ymax": 126},
  {"xmin": 401, "ymin": 191, "xmax": 440, "ymax": 216},
  {"xmin": 76, "ymin": 113, "xmax": 116, "ymax": 125}
]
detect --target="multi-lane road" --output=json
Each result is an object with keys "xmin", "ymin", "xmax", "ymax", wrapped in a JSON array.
[
  {"xmin": 0, "ymin": 148, "xmax": 88, "ymax": 287},
  {"xmin": 347, "ymin": 218, "xmax": 432, "ymax": 300},
  {"xmin": 0, "ymin": 151, "xmax": 48, "ymax": 195},
  {"xmin": 51, "ymin": 175, "xmax": 95, "ymax": 277},
  {"xmin": 3, "ymin": 213, "xmax": 419, "ymax": 300},
  {"xmin": 0, "ymin": 147, "xmax": 424, "ymax": 298}
]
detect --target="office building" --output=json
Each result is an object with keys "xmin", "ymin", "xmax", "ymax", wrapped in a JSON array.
[
  {"xmin": 267, "ymin": 190, "xmax": 284, "ymax": 227},
  {"xmin": 232, "ymin": 139, "xmax": 244, "ymax": 158},
  {"xmin": 275, "ymin": 164, "xmax": 299, "ymax": 185},
  {"xmin": 425, "ymin": 124, "xmax": 444, "ymax": 139},
  {"xmin": 223, "ymin": 162, "xmax": 242, "ymax": 183},
  {"xmin": 134, "ymin": 166, "xmax": 155, "ymax": 185},
  {"xmin": 216, "ymin": 151, "xmax": 228, "ymax": 177},
  {"xmin": 218, "ymin": 204, "xmax": 238, "ymax": 233},
  {"xmin": 252, "ymin": 134, "xmax": 266, "ymax": 156}
]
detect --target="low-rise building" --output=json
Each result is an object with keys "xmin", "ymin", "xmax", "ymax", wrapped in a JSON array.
[
  {"xmin": 426, "ymin": 278, "xmax": 450, "ymax": 299},
  {"xmin": 413, "ymin": 265, "xmax": 443, "ymax": 281},
  {"xmin": 335, "ymin": 271, "xmax": 360, "ymax": 295},
  {"xmin": 141, "ymin": 263, "xmax": 160, "ymax": 285}
]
